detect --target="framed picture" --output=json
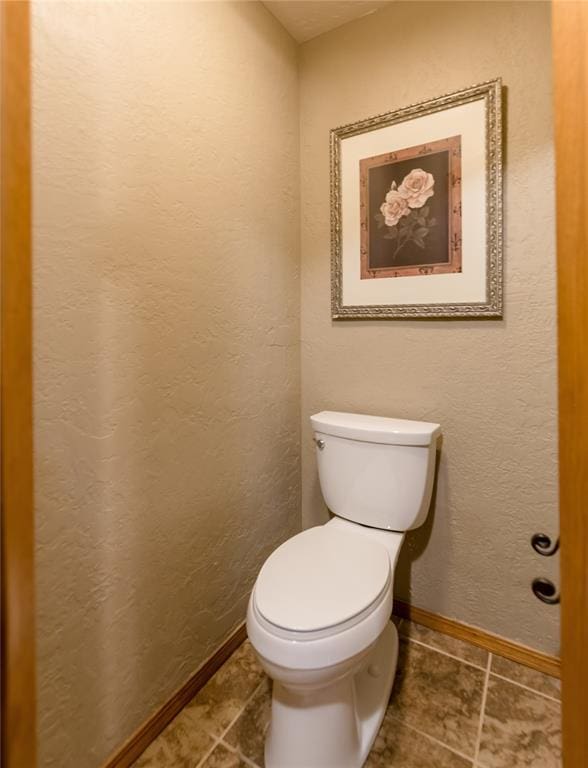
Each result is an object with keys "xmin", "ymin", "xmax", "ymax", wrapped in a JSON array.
[{"xmin": 330, "ymin": 79, "xmax": 503, "ymax": 319}]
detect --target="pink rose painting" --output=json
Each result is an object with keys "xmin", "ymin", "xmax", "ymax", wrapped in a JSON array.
[
  {"xmin": 377, "ymin": 169, "xmax": 436, "ymax": 257},
  {"xmin": 359, "ymin": 136, "xmax": 462, "ymax": 279},
  {"xmin": 380, "ymin": 187, "xmax": 410, "ymax": 227}
]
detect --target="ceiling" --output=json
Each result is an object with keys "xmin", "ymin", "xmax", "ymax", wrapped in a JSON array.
[{"xmin": 262, "ymin": 1, "xmax": 392, "ymax": 43}]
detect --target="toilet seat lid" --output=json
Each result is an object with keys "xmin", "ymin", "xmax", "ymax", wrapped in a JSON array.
[{"xmin": 254, "ymin": 526, "xmax": 391, "ymax": 633}]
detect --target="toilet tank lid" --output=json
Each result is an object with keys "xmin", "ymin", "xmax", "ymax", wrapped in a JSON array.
[{"xmin": 310, "ymin": 411, "xmax": 441, "ymax": 446}]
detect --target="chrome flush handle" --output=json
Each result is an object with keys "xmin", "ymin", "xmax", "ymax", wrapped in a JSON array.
[{"xmin": 313, "ymin": 437, "xmax": 325, "ymax": 450}]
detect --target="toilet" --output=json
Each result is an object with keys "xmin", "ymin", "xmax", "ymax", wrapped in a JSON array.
[{"xmin": 246, "ymin": 411, "xmax": 441, "ymax": 768}]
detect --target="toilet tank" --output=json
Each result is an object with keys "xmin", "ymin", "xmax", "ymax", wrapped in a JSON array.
[{"xmin": 311, "ymin": 411, "xmax": 441, "ymax": 531}]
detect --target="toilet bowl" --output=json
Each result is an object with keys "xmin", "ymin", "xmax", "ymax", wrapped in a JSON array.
[
  {"xmin": 247, "ymin": 411, "xmax": 441, "ymax": 768},
  {"xmin": 247, "ymin": 519, "xmax": 403, "ymax": 768}
]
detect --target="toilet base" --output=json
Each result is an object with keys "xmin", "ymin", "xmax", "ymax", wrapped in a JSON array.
[
  {"xmin": 264, "ymin": 621, "xmax": 398, "ymax": 768},
  {"xmin": 355, "ymin": 620, "xmax": 398, "ymax": 764}
]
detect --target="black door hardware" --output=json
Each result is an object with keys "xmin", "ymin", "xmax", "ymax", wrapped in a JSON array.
[
  {"xmin": 531, "ymin": 533, "xmax": 560, "ymax": 557},
  {"xmin": 530, "ymin": 532, "xmax": 560, "ymax": 604},
  {"xmin": 531, "ymin": 577, "xmax": 560, "ymax": 605}
]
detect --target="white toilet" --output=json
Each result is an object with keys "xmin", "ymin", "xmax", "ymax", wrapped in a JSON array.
[{"xmin": 247, "ymin": 411, "xmax": 441, "ymax": 768}]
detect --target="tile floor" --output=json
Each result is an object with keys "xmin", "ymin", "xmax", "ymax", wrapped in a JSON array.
[{"xmin": 133, "ymin": 618, "xmax": 561, "ymax": 768}]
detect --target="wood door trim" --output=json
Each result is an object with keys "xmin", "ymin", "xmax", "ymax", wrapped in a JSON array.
[
  {"xmin": 394, "ymin": 601, "xmax": 560, "ymax": 678},
  {"xmin": 552, "ymin": 2, "xmax": 588, "ymax": 765},
  {"xmin": 100, "ymin": 623, "xmax": 247, "ymax": 768},
  {"xmin": 0, "ymin": 2, "xmax": 36, "ymax": 767}
]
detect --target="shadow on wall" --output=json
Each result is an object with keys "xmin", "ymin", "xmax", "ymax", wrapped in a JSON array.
[{"xmin": 392, "ymin": 446, "xmax": 443, "ymax": 604}]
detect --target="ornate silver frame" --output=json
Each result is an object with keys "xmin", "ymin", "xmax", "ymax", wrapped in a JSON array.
[{"xmin": 330, "ymin": 79, "xmax": 503, "ymax": 319}]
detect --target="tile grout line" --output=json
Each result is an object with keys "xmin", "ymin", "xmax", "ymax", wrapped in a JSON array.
[
  {"xmin": 195, "ymin": 675, "xmax": 268, "ymax": 768},
  {"xmin": 216, "ymin": 676, "xmax": 268, "ymax": 768},
  {"xmin": 220, "ymin": 676, "xmax": 268, "ymax": 741},
  {"xmin": 473, "ymin": 652, "xmax": 492, "ymax": 766},
  {"xmin": 488, "ymin": 671, "xmax": 561, "ymax": 703},
  {"xmin": 387, "ymin": 713, "xmax": 474, "ymax": 763},
  {"xmin": 398, "ymin": 618, "xmax": 561, "ymax": 696},
  {"xmin": 218, "ymin": 737, "xmax": 261, "ymax": 768},
  {"xmin": 401, "ymin": 623, "xmax": 561, "ymax": 703},
  {"xmin": 194, "ymin": 736, "xmax": 222, "ymax": 768},
  {"xmin": 400, "ymin": 634, "xmax": 488, "ymax": 671}
]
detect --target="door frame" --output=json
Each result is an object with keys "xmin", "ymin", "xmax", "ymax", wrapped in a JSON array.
[
  {"xmin": 552, "ymin": 2, "xmax": 588, "ymax": 766},
  {"xmin": 0, "ymin": 1, "xmax": 36, "ymax": 767},
  {"xmin": 0, "ymin": 3, "xmax": 586, "ymax": 768}
]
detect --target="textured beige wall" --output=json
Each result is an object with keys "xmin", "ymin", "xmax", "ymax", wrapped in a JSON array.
[
  {"xmin": 32, "ymin": 3, "xmax": 299, "ymax": 766},
  {"xmin": 300, "ymin": 1, "xmax": 559, "ymax": 654}
]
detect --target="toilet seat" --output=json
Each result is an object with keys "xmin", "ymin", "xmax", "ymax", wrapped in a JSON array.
[
  {"xmin": 255, "ymin": 526, "xmax": 391, "ymax": 634},
  {"xmin": 251, "ymin": 573, "xmax": 392, "ymax": 643},
  {"xmin": 247, "ymin": 572, "xmax": 394, "ymax": 671}
]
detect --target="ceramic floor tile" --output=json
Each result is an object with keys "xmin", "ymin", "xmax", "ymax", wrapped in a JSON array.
[
  {"xmin": 388, "ymin": 638, "xmax": 485, "ymax": 757},
  {"xmin": 365, "ymin": 714, "xmax": 473, "ymax": 768},
  {"xmin": 224, "ymin": 677, "xmax": 271, "ymax": 767},
  {"xmin": 399, "ymin": 620, "xmax": 488, "ymax": 668},
  {"xmin": 133, "ymin": 631, "xmax": 560, "ymax": 768},
  {"xmin": 184, "ymin": 641, "xmax": 265, "ymax": 739},
  {"xmin": 490, "ymin": 654, "xmax": 561, "ymax": 700},
  {"xmin": 478, "ymin": 676, "xmax": 561, "ymax": 768},
  {"xmin": 132, "ymin": 707, "xmax": 214, "ymax": 768},
  {"xmin": 200, "ymin": 742, "xmax": 254, "ymax": 768}
]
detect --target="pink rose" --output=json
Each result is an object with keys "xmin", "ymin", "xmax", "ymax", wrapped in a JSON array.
[
  {"xmin": 398, "ymin": 168, "xmax": 435, "ymax": 208},
  {"xmin": 380, "ymin": 189, "xmax": 410, "ymax": 227}
]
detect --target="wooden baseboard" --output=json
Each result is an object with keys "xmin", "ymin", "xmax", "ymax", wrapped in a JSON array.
[
  {"xmin": 101, "ymin": 622, "xmax": 247, "ymax": 768},
  {"xmin": 394, "ymin": 600, "xmax": 560, "ymax": 678}
]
